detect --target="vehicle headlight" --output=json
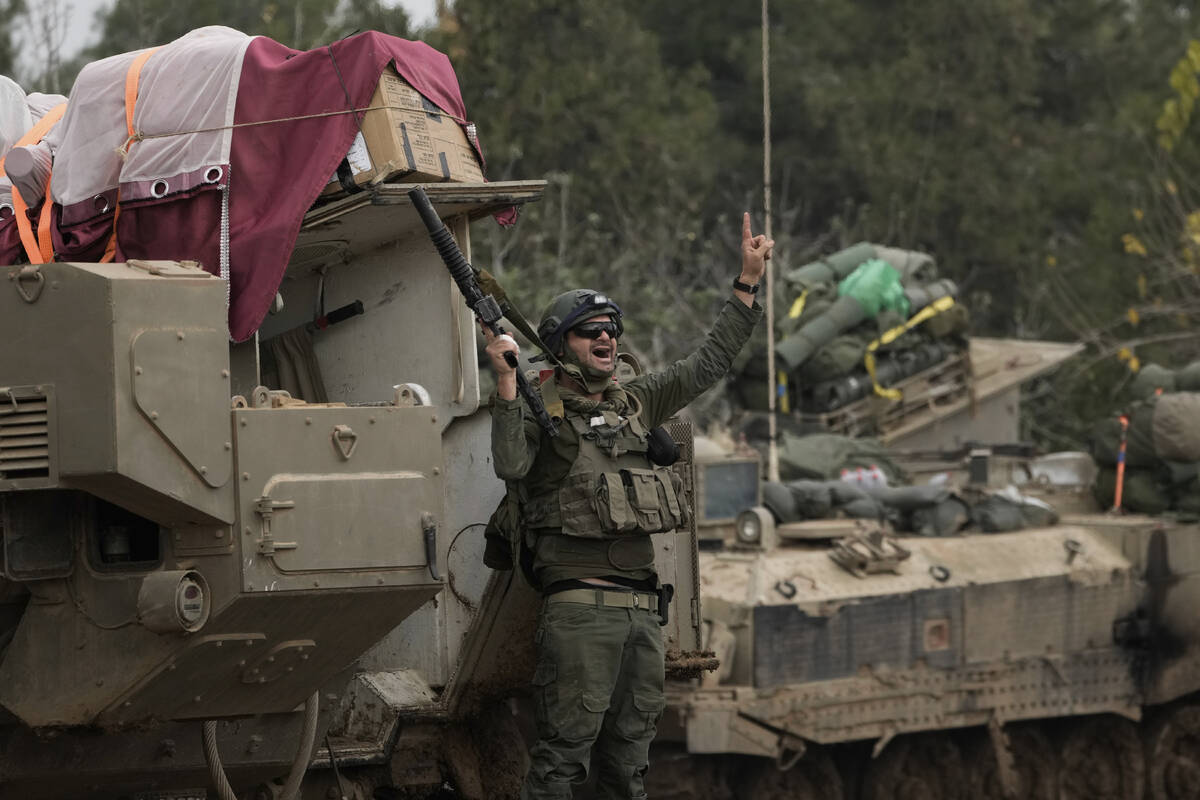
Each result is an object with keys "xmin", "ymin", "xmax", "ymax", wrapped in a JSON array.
[
  {"xmin": 138, "ymin": 569, "xmax": 211, "ymax": 633},
  {"xmin": 735, "ymin": 509, "xmax": 762, "ymax": 544}
]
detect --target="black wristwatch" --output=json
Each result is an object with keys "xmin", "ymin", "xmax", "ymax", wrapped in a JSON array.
[{"xmin": 732, "ymin": 276, "xmax": 760, "ymax": 294}]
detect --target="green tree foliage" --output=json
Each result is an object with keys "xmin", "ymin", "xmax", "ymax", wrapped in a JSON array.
[
  {"xmin": 433, "ymin": 0, "xmax": 728, "ymax": 368},
  {"xmin": 440, "ymin": 0, "xmax": 1200, "ymax": 444},
  {"xmin": 84, "ymin": 0, "xmax": 410, "ymax": 60},
  {"xmin": 0, "ymin": 0, "xmax": 27, "ymax": 78},
  {"xmin": 16, "ymin": 0, "xmax": 1200, "ymax": 446}
]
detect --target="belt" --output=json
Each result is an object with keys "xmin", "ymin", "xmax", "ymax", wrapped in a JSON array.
[{"xmin": 545, "ymin": 587, "xmax": 659, "ymax": 613}]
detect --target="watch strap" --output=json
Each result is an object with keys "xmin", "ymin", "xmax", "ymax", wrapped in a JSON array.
[{"xmin": 732, "ymin": 276, "xmax": 760, "ymax": 294}]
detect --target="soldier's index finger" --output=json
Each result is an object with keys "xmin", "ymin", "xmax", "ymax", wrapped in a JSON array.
[{"xmin": 742, "ymin": 212, "xmax": 752, "ymax": 243}]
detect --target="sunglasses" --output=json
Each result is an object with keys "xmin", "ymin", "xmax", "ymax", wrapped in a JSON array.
[{"xmin": 572, "ymin": 321, "xmax": 621, "ymax": 340}]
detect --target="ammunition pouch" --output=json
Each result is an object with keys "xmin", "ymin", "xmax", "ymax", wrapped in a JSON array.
[{"xmin": 527, "ymin": 465, "xmax": 684, "ymax": 538}]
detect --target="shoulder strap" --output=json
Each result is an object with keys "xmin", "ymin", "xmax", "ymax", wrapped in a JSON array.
[
  {"xmin": 537, "ymin": 369, "xmax": 564, "ymax": 421},
  {"xmin": 477, "ymin": 267, "xmax": 566, "ymax": 369}
]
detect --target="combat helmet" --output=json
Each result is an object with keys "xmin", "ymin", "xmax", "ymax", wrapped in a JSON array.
[{"xmin": 537, "ymin": 289, "xmax": 624, "ymax": 356}]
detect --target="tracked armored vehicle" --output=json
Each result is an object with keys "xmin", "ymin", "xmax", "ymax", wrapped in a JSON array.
[
  {"xmin": 0, "ymin": 181, "xmax": 706, "ymax": 800},
  {"xmin": 0, "ymin": 25, "xmax": 708, "ymax": 798},
  {"xmin": 648, "ymin": 338, "xmax": 1200, "ymax": 800},
  {"xmin": 0, "ymin": 181, "xmax": 705, "ymax": 800},
  {"xmin": 0, "ymin": 184, "xmax": 528, "ymax": 799}
]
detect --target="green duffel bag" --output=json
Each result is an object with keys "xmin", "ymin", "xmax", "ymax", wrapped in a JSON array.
[
  {"xmin": 1152, "ymin": 392, "xmax": 1200, "ymax": 463},
  {"xmin": 1172, "ymin": 478, "xmax": 1200, "ymax": 515},
  {"xmin": 778, "ymin": 432, "xmax": 906, "ymax": 483},
  {"xmin": 762, "ymin": 481, "xmax": 800, "ymax": 522},
  {"xmin": 1093, "ymin": 466, "xmax": 1171, "ymax": 515},
  {"xmin": 909, "ymin": 496, "xmax": 971, "ymax": 537},
  {"xmin": 1162, "ymin": 460, "xmax": 1200, "ymax": 487},
  {"xmin": 1091, "ymin": 401, "xmax": 1159, "ymax": 468},
  {"xmin": 829, "ymin": 481, "xmax": 885, "ymax": 519},
  {"xmin": 875, "ymin": 245, "xmax": 939, "ymax": 286},
  {"xmin": 788, "ymin": 290, "xmax": 836, "ymax": 330},
  {"xmin": 797, "ymin": 334, "xmax": 868, "ymax": 384},
  {"xmin": 783, "ymin": 242, "xmax": 877, "ymax": 290},
  {"xmin": 1130, "ymin": 363, "xmax": 1176, "ymax": 400},
  {"xmin": 868, "ymin": 484, "xmax": 952, "ymax": 511},
  {"xmin": 1177, "ymin": 361, "xmax": 1200, "ymax": 391},
  {"xmin": 923, "ymin": 301, "xmax": 970, "ymax": 339},
  {"xmin": 970, "ymin": 489, "xmax": 1059, "ymax": 532},
  {"xmin": 782, "ymin": 480, "xmax": 835, "ymax": 519}
]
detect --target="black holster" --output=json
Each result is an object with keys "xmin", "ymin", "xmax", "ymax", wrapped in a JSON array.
[{"xmin": 657, "ymin": 583, "xmax": 675, "ymax": 627}]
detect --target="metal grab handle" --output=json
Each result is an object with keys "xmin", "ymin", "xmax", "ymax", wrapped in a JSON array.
[
  {"xmin": 331, "ymin": 424, "xmax": 358, "ymax": 460},
  {"xmin": 421, "ymin": 512, "xmax": 441, "ymax": 581},
  {"xmin": 13, "ymin": 265, "xmax": 45, "ymax": 304}
]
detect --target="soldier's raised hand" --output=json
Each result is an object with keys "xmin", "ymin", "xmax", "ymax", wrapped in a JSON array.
[{"xmin": 736, "ymin": 212, "xmax": 773, "ymax": 305}]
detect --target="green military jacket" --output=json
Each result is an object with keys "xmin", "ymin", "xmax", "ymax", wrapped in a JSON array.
[{"xmin": 491, "ymin": 296, "xmax": 762, "ymax": 587}]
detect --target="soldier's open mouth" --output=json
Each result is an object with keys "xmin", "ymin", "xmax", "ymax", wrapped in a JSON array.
[{"xmin": 592, "ymin": 344, "xmax": 613, "ymax": 360}]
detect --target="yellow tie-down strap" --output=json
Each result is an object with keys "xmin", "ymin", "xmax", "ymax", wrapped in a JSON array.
[
  {"xmin": 863, "ymin": 295, "xmax": 957, "ymax": 401},
  {"xmin": 787, "ymin": 289, "xmax": 810, "ymax": 319}
]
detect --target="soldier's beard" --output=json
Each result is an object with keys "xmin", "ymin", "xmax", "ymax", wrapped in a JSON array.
[{"xmin": 559, "ymin": 349, "xmax": 615, "ymax": 394}]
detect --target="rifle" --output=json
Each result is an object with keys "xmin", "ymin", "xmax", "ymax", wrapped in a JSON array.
[{"xmin": 408, "ymin": 187, "xmax": 560, "ymax": 437}]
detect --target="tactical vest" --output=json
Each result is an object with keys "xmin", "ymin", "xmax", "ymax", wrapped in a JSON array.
[{"xmin": 521, "ymin": 406, "xmax": 685, "ymax": 539}]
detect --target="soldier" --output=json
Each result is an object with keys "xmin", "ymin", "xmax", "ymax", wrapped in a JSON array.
[{"xmin": 484, "ymin": 213, "xmax": 772, "ymax": 799}]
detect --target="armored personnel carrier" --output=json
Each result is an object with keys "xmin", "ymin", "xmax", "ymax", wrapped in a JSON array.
[
  {"xmin": 652, "ymin": 357, "xmax": 1200, "ymax": 799},
  {"xmin": 0, "ymin": 185, "xmax": 705, "ymax": 800},
  {"xmin": 0, "ymin": 28, "xmax": 706, "ymax": 800}
]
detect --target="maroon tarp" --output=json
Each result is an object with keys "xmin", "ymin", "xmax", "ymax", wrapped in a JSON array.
[{"xmin": 37, "ymin": 31, "xmax": 508, "ymax": 341}]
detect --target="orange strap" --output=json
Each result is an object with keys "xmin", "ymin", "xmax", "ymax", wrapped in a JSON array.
[
  {"xmin": 0, "ymin": 102, "xmax": 65, "ymax": 176},
  {"xmin": 5, "ymin": 103, "xmax": 67, "ymax": 264},
  {"xmin": 102, "ymin": 47, "xmax": 160, "ymax": 263}
]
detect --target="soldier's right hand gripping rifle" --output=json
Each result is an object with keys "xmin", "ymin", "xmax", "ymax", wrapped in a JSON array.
[{"xmin": 408, "ymin": 186, "xmax": 560, "ymax": 437}]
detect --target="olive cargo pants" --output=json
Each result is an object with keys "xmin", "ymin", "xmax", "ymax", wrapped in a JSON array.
[{"xmin": 521, "ymin": 598, "xmax": 666, "ymax": 800}]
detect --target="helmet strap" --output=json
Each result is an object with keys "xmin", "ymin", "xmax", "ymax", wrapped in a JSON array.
[{"xmin": 558, "ymin": 351, "xmax": 615, "ymax": 394}]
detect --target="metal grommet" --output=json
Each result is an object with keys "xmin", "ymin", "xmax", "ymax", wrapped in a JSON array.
[
  {"xmin": 204, "ymin": 166, "xmax": 223, "ymax": 184},
  {"xmin": 93, "ymin": 195, "xmax": 110, "ymax": 214},
  {"xmin": 930, "ymin": 565, "xmax": 951, "ymax": 582},
  {"xmin": 0, "ymin": 203, "xmax": 11, "ymax": 221},
  {"xmin": 150, "ymin": 179, "xmax": 169, "ymax": 198}
]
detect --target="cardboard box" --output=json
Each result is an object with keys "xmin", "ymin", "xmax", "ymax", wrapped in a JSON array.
[{"xmin": 324, "ymin": 67, "xmax": 484, "ymax": 195}]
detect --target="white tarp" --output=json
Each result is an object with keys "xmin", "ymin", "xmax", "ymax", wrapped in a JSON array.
[
  {"xmin": 51, "ymin": 26, "xmax": 252, "ymax": 213},
  {"xmin": 0, "ymin": 76, "xmax": 31, "ymax": 155}
]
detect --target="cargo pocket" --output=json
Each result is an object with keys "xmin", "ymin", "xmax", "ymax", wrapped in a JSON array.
[
  {"xmin": 558, "ymin": 472, "xmax": 599, "ymax": 537},
  {"xmin": 615, "ymin": 691, "xmax": 666, "ymax": 739},
  {"xmin": 555, "ymin": 691, "xmax": 609, "ymax": 742},
  {"xmin": 582, "ymin": 693, "xmax": 611, "ymax": 714},
  {"xmin": 531, "ymin": 660, "xmax": 558, "ymax": 739},
  {"xmin": 593, "ymin": 472, "xmax": 638, "ymax": 533},
  {"xmin": 623, "ymin": 468, "xmax": 684, "ymax": 534}
]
